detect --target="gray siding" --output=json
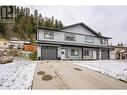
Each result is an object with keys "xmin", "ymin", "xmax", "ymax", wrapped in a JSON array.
[
  {"xmin": 61, "ymin": 47, "xmax": 82, "ymax": 59},
  {"xmin": 38, "ymin": 29, "xmax": 108, "ymax": 46},
  {"xmin": 61, "ymin": 25, "xmax": 95, "ymax": 36}
]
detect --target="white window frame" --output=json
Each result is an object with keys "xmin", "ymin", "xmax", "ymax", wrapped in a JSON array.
[
  {"xmin": 44, "ymin": 30, "xmax": 54, "ymax": 39},
  {"xmin": 100, "ymin": 39, "xmax": 106, "ymax": 44},
  {"xmin": 65, "ymin": 33, "xmax": 76, "ymax": 41},
  {"xmin": 71, "ymin": 49, "xmax": 79, "ymax": 56},
  {"xmin": 85, "ymin": 36, "xmax": 94, "ymax": 43}
]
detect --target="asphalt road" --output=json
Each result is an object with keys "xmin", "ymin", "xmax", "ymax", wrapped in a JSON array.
[{"xmin": 32, "ymin": 60, "xmax": 127, "ymax": 89}]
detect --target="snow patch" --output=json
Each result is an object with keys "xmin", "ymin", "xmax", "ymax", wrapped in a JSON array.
[
  {"xmin": 0, "ymin": 58, "xmax": 37, "ymax": 90},
  {"xmin": 70, "ymin": 60, "xmax": 127, "ymax": 82}
]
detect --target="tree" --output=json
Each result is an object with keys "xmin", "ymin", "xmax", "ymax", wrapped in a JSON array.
[
  {"xmin": 0, "ymin": 6, "xmax": 64, "ymax": 41},
  {"xmin": 117, "ymin": 43, "xmax": 120, "ymax": 46},
  {"xmin": 120, "ymin": 42, "xmax": 123, "ymax": 46},
  {"xmin": 58, "ymin": 21, "xmax": 63, "ymax": 28},
  {"xmin": 55, "ymin": 19, "xmax": 59, "ymax": 28}
]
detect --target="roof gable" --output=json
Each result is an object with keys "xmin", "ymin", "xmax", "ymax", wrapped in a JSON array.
[
  {"xmin": 60, "ymin": 22, "xmax": 111, "ymax": 39},
  {"xmin": 37, "ymin": 22, "xmax": 111, "ymax": 39},
  {"xmin": 60, "ymin": 22, "xmax": 99, "ymax": 36}
]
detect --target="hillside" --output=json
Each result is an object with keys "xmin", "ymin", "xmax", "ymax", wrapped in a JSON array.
[{"xmin": 0, "ymin": 6, "xmax": 64, "ymax": 41}]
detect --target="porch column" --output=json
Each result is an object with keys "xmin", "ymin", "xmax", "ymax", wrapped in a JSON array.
[
  {"xmin": 99, "ymin": 49, "xmax": 102, "ymax": 60},
  {"xmin": 57, "ymin": 46, "xmax": 61, "ymax": 59},
  {"xmin": 120, "ymin": 53, "xmax": 122, "ymax": 59},
  {"xmin": 37, "ymin": 44, "xmax": 41, "ymax": 60},
  {"xmin": 82, "ymin": 47, "xmax": 83, "ymax": 59}
]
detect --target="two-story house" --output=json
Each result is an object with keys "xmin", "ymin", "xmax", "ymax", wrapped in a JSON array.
[{"xmin": 36, "ymin": 22, "xmax": 112, "ymax": 60}]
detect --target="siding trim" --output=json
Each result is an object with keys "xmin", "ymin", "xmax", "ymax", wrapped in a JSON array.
[{"xmin": 38, "ymin": 40, "xmax": 113, "ymax": 49}]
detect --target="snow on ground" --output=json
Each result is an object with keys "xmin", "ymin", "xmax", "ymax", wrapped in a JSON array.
[
  {"xmin": 0, "ymin": 58, "xmax": 37, "ymax": 90},
  {"xmin": 69, "ymin": 60, "xmax": 127, "ymax": 82}
]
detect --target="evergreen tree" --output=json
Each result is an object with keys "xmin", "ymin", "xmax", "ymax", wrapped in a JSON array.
[
  {"xmin": 0, "ymin": 6, "xmax": 64, "ymax": 41},
  {"xmin": 120, "ymin": 42, "xmax": 123, "ymax": 46},
  {"xmin": 55, "ymin": 19, "xmax": 59, "ymax": 28},
  {"xmin": 117, "ymin": 43, "xmax": 120, "ymax": 46}
]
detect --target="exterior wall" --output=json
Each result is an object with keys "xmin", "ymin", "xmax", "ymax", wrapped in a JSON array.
[
  {"xmin": 83, "ymin": 48, "xmax": 98, "ymax": 60},
  {"xmin": 38, "ymin": 29, "xmax": 108, "ymax": 46},
  {"xmin": 37, "ymin": 24, "xmax": 110, "ymax": 60},
  {"xmin": 62, "ymin": 47, "xmax": 82, "ymax": 59},
  {"xmin": 60, "ymin": 46, "xmax": 100, "ymax": 60},
  {"xmin": 110, "ymin": 50, "xmax": 116, "ymax": 59},
  {"xmin": 61, "ymin": 25, "xmax": 95, "ymax": 36},
  {"xmin": 99, "ymin": 49, "xmax": 102, "ymax": 60},
  {"xmin": 37, "ymin": 44, "xmax": 110, "ymax": 60}
]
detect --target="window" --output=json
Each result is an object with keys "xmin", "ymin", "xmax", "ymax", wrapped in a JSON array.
[
  {"xmin": 44, "ymin": 31, "xmax": 54, "ymax": 39},
  {"xmin": 100, "ymin": 39, "xmax": 106, "ymax": 44},
  {"xmin": 85, "ymin": 36, "xmax": 94, "ymax": 43},
  {"xmin": 65, "ymin": 33, "xmax": 76, "ymax": 41},
  {"xmin": 71, "ymin": 49, "xmax": 79, "ymax": 56},
  {"xmin": 83, "ymin": 49, "xmax": 92, "ymax": 56}
]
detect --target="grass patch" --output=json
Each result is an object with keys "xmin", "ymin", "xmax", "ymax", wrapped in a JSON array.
[{"xmin": 28, "ymin": 51, "xmax": 37, "ymax": 60}]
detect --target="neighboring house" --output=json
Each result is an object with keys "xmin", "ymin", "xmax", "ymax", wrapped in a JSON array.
[
  {"xmin": 110, "ymin": 46, "xmax": 127, "ymax": 60},
  {"xmin": 36, "ymin": 22, "xmax": 112, "ymax": 60}
]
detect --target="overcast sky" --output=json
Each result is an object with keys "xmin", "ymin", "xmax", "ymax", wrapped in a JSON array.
[{"xmin": 30, "ymin": 6, "xmax": 127, "ymax": 45}]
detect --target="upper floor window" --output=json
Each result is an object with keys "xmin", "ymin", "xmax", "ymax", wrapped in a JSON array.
[
  {"xmin": 65, "ymin": 33, "xmax": 76, "ymax": 41},
  {"xmin": 44, "ymin": 31, "xmax": 54, "ymax": 39},
  {"xmin": 100, "ymin": 39, "xmax": 106, "ymax": 44},
  {"xmin": 85, "ymin": 36, "xmax": 94, "ymax": 43}
]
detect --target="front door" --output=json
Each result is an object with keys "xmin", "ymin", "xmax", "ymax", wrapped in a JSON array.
[{"xmin": 60, "ymin": 49, "xmax": 67, "ymax": 59}]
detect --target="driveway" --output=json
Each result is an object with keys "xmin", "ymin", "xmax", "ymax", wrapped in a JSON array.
[{"xmin": 32, "ymin": 60, "xmax": 127, "ymax": 89}]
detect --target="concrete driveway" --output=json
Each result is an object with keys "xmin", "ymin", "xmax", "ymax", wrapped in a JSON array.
[{"xmin": 32, "ymin": 60, "xmax": 127, "ymax": 89}]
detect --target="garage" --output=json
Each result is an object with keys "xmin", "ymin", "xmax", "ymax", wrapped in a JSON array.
[
  {"xmin": 41, "ymin": 46, "xmax": 57, "ymax": 60},
  {"xmin": 101, "ymin": 50, "xmax": 109, "ymax": 59}
]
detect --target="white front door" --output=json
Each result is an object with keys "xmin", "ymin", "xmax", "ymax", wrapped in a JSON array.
[
  {"xmin": 60, "ymin": 49, "xmax": 67, "ymax": 59},
  {"xmin": 93, "ymin": 50, "xmax": 97, "ymax": 59}
]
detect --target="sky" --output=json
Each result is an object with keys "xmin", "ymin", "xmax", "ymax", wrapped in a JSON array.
[{"xmin": 29, "ymin": 6, "xmax": 127, "ymax": 45}]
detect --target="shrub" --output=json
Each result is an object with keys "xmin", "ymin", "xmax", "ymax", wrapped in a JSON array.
[
  {"xmin": 8, "ymin": 48, "xmax": 22, "ymax": 57},
  {"xmin": 29, "ymin": 51, "xmax": 37, "ymax": 60}
]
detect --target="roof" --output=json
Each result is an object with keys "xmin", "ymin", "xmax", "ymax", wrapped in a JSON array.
[
  {"xmin": 116, "ymin": 50, "xmax": 127, "ymax": 53},
  {"xmin": 37, "ymin": 22, "xmax": 112, "ymax": 39},
  {"xmin": 60, "ymin": 22, "xmax": 111, "ymax": 39},
  {"xmin": 37, "ymin": 40, "xmax": 113, "ymax": 50},
  {"xmin": 109, "ymin": 45, "xmax": 127, "ymax": 48},
  {"xmin": 120, "ymin": 50, "xmax": 126, "ymax": 53}
]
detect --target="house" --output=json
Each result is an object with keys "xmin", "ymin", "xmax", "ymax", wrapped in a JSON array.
[
  {"xmin": 110, "ymin": 46, "xmax": 127, "ymax": 60},
  {"xmin": 36, "ymin": 22, "xmax": 112, "ymax": 60}
]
